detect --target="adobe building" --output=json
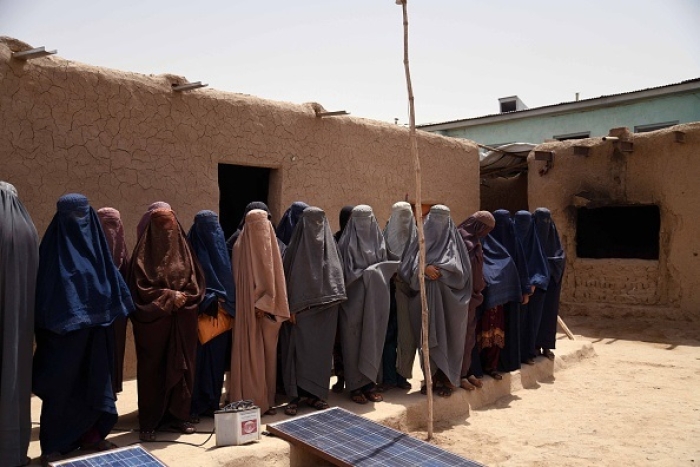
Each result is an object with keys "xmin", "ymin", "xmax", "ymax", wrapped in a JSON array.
[
  {"xmin": 527, "ymin": 123, "xmax": 700, "ymax": 321},
  {"xmin": 1, "ymin": 36, "xmax": 480, "ymax": 378}
]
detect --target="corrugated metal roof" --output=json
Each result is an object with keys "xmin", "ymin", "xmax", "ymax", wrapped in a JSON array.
[{"xmin": 419, "ymin": 77, "xmax": 700, "ymax": 128}]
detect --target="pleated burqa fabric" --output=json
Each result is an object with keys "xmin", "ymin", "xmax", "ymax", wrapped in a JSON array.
[
  {"xmin": 514, "ymin": 210, "xmax": 550, "ymax": 361},
  {"xmin": 456, "ymin": 211, "xmax": 495, "ymax": 378},
  {"xmin": 128, "ymin": 208, "xmax": 205, "ymax": 431},
  {"xmin": 337, "ymin": 205, "xmax": 398, "ymax": 392},
  {"xmin": 187, "ymin": 210, "xmax": 236, "ymax": 417},
  {"xmin": 280, "ymin": 207, "xmax": 346, "ymax": 401},
  {"xmin": 33, "ymin": 194, "xmax": 133, "ymax": 456},
  {"xmin": 533, "ymin": 208, "xmax": 566, "ymax": 351},
  {"xmin": 0, "ymin": 182, "xmax": 39, "ymax": 467},
  {"xmin": 230, "ymin": 209, "xmax": 290, "ymax": 414},
  {"xmin": 490, "ymin": 210, "xmax": 529, "ymax": 373},
  {"xmin": 399, "ymin": 205, "xmax": 472, "ymax": 387},
  {"xmin": 97, "ymin": 207, "xmax": 130, "ymax": 394},
  {"xmin": 382, "ymin": 201, "xmax": 417, "ymax": 380}
]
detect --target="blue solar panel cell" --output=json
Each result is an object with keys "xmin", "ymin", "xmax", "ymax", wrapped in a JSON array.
[
  {"xmin": 268, "ymin": 407, "xmax": 484, "ymax": 467},
  {"xmin": 49, "ymin": 445, "xmax": 167, "ymax": 467}
]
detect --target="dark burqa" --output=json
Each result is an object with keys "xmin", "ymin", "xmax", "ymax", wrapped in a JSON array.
[
  {"xmin": 280, "ymin": 207, "xmax": 346, "ymax": 400},
  {"xmin": 382, "ymin": 202, "xmax": 417, "ymax": 383},
  {"xmin": 0, "ymin": 182, "xmax": 39, "ymax": 467},
  {"xmin": 332, "ymin": 205, "xmax": 354, "ymax": 382},
  {"xmin": 276, "ymin": 201, "xmax": 309, "ymax": 246},
  {"xmin": 337, "ymin": 205, "xmax": 398, "ymax": 392},
  {"xmin": 399, "ymin": 205, "xmax": 472, "ymax": 387},
  {"xmin": 187, "ymin": 210, "xmax": 236, "ymax": 417},
  {"xmin": 97, "ymin": 207, "xmax": 130, "ymax": 394},
  {"xmin": 456, "ymin": 211, "xmax": 495, "ymax": 378},
  {"xmin": 333, "ymin": 205, "xmax": 354, "ymax": 242},
  {"xmin": 514, "ymin": 210, "xmax": 550, "ymax": 361},
  {"xmin": 128, "ymin": 208, "xmax": 205, "ymax": 431},
  {"xmin": 33, "ymin": 194, "xmax": 133, "ymax": 455},
  {"xmin": 490, "ymin": 210, "xmax": 528, "ymax": 373},
  {"xmin": 226, "ymin": 202, "xmax": 286, "ymax": 256},
  {"xmin": 533, "ymin": 208, "xmax": 566, "ymax": 351}
]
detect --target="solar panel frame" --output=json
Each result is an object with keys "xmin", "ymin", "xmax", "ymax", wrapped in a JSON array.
[
  {"xmin": 48, "ymin": 444, "xmax": 168, "ymax": 467},
  {"xmin": 267, "ymin": 407, "xmax": 484, "ymax": 467}
]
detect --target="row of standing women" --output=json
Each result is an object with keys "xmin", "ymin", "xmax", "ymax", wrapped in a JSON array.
[{"xmin": 0, "ymin": 180, "xmax": 565, "ymax": 466}]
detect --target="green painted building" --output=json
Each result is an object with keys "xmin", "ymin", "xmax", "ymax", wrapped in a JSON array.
[{"xmin": 419, "ymin": 78, "xmax": 700, "ymax": 146}]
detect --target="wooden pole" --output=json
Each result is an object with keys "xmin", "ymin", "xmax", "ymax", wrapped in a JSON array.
[
  {"xmin": 397, "ymin": 0, "xmax": 433, "ymax": 441},
  {"xmin": 558, "ymin": 316, "xmax": 576, "ymax": 340}
]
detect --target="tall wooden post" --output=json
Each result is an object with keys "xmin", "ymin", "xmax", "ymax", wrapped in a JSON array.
[{"xmin": 396, "ymin": 0, "xmax": 434, "ymax": 440}]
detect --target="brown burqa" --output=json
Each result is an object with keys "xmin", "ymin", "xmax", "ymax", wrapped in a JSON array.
[
  {"xmin": 97, "ymin": 207, "xmax": 130, "ymax": 394},
  {"xmin": 128, "ymin": 209, "xmax": 205, "ymax": 431},
  {"xmin": 230, "ymin": 209, "xmax": 290, "ymax": 414},
  {"xmin": 457, "ymin": 211, "xmax": 495, "ymax": 377}
]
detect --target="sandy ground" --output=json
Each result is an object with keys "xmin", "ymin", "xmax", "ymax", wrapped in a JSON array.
[
  {"xmin": 26, "ymin": 316, "xmax": 700, "ymax": 466},
  {"xmin": 414, "ymin": 316, "xmax": 700, "ymax": 466}
]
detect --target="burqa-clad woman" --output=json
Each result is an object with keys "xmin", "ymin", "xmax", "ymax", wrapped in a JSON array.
[
  {"xmin": 280, "ymin": 207, "xmax": 346, "ymax": 415},
  {"xmin": 136, "ymin": 201, "xmax": 171, "ymax": 239},
  {"xmin": 338, "ymin": 205, "xmax": 399, "ymax": 404},
  {"xmin": 456, "ymin": 211, "xmax": 495, "ymax": 391},
  {"xmin": 187, "ymin": 211, "xmax": 236, "ymax": 420},
  {"xmin": 331, "ymin": 205, "xmax": 354, "ymax": 393},
  {"xmin": 97, "ymin": 207, "xmax": 130, "ymax": 395},
  {"xmin": 0, "ymin": 182, "xmax": 39, "ymax": 467},
  {"xmin": 230, "ymin": 209, "xmax": 290, "ymax": 415},
  {"xmin": 379, "ymin": 201, "xmax": 416, "ymax": 391},
  {"xmin": 399, "ymin": 205, "xmax": 471, "ymax": 397},
  {"xmin": 533, "ymin": 208, "xmax": 566, "ymax": 360},
  {"xmin": 477, "ymin": 234, "xmax": 523, "ymax": 380},
  {"xmin": 489, "ymin": 209, "xmax": 531, "ymax": 373},
  {"xmin": 514, "ymin": 210, "xmax": 550, "ymax": 364},
  {"xmin": 33, "ymin": 194, "xmax": 133, "ymax": 460},
  {"xmin": 276, "ymin": 201, "xmax": 309, "ymax": 246},
  {"xmin": 129, "ymin": 208, "xmax": 205, "ymax": 441},
  {"xmin": 226, "ymin": 202, "xmax": 286, "ymax": 256}
]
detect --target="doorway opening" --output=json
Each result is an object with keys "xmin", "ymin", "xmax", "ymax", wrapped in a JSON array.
[
  {"xmin": 576, "ymin": 205, "xmax": 660, "ymax": 259},
  {"xmin": 218, "ymin": 164, "xmax": 271, "ymax": 239}
]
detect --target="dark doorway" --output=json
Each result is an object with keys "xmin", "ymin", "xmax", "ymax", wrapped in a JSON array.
[
  {"xmin": 218, "ymin": 164, "xmax": 271, "ymax": 239},
  {"xmin": 576, "ymin": 205, "xmax": 660, "ymax": 259}
]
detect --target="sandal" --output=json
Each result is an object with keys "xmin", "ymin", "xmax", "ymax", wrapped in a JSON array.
[
  {"xmin": 139, "ymin": 430, "xmax": 157, "ymax": 442},
  {"xmin": 436, "ymin": 385, "xmax": 453, "ymax": 397},
  {"xmin": 82, "ymin": 439, "xmax": 118, "ymax": 451},
  {"xmin": 397, "ymin": 380, "xmax": 412, "ymax": 390},
  {"xmin": 350, "ymin": 389, "xmax": 368, "ymax": 404},
  {"xmin": 264, "ymin": 407, "xmax": 277, "ymax": 416},
  {"xmin": 467, "ymin": 375, "xmax": 483, "ymax": 388},
  {"xmin": 363, "ymin": 390, "xmax": 383, "ymax": 403},
  {"xmin": 171, "ymin": 420, "xmax": 196, "ymax": 434},
  {"xmin": 284, "ymin": 399, "xmax": 299, "ymax": 416},
  {"xmin": 488, "ymin": 371, "xmax": 503, "ymax": 381},
  {"xmin": 306, "ymin": 398, "xmax": 330, "ymax": 410},
  {"xmin": 542, "ymin": 349, "xmax": 555, "ymax": 360}
]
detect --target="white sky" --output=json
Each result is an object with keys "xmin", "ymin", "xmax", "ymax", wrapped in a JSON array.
[{"xmin": 2, "ymin": 0, "xmax": 699, "ymax": 125}]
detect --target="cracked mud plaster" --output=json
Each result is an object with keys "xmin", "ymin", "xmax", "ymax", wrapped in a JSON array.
[{"xmin": 527, "ymin": 123, "xmax": 700, "ymax": 321}]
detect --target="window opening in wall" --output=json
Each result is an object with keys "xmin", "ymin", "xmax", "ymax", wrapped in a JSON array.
[
  {"xmin": 634, "ymin": 121, "xmax": 679, "ymax": 133},
  {"xmin": 218, "ymin": 164, "xmax": 271, "ymax": 239},
  {"xmin": 576, "ymin": 205, "xmax": 660, "ymax": 259},
  {"xmin": 553, "ymin": 131, "xmax": 590, "ymax": 141}
]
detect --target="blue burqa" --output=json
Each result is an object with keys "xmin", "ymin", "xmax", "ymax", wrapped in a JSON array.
[
  {"xmin": 533, "ymin": 208, "xmax": 566, "ymax": 351},
  {"xmin": 33, "ymin": 194, "xmax": 134, "ymax": 455},
  {"xmin": 276, "ymin": 201, "xmax": 309, "ymax": 246},
  {"xmin": 187, "ymin": 210, "xmax": 236, "ymax": 417}
]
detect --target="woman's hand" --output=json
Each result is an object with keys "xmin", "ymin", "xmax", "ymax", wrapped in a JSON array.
[
  {"xmin": 424, "ymin": 265, "xmax": 441, "ymax": 281},
  {"xmin": 174, "ymin": 291, "xmax": 187, "ymax": 308}
]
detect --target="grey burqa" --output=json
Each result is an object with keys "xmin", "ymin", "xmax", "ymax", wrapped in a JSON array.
[
  {"xmin": 280, "ymin": 207, "xmax": 347, "ymax": 400},
  {"xmin": 399, "ymin": 204, "xmax": 472, "ymax": 387},
  {"xmin": 337, "ymin": 205, "xmax": 399, "ymax": 392},
  {"xmin": 0, "ymin": 181, "xmax": 39, "ymax": 467}
]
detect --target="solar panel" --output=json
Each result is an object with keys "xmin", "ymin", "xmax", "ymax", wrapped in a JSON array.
[
  {"xmin": 49, "ymin": 445, "xmax": 168, "ymax": 467},
  {"xmin": 267, "ymin": 407, "xmax": 484, "ymax": 467}
]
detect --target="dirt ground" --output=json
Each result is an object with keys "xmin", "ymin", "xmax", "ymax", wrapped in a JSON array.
[{"xmin": 413, "ymin": 316, "xmax": 700, "ymax": 466}]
